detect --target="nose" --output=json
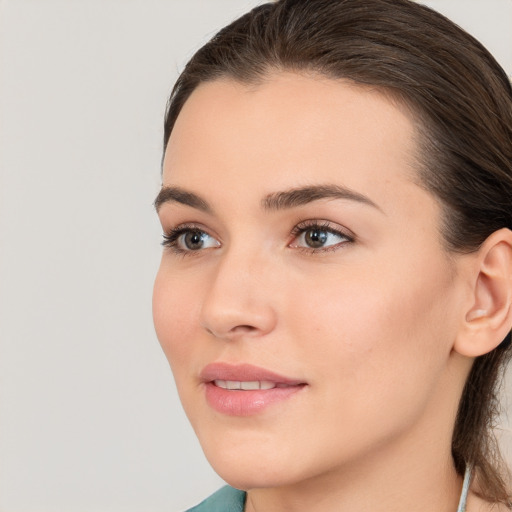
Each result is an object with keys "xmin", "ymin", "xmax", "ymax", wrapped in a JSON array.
[{"xmin": 200, "ymin": 248, "xmax": 278, "ymax": 341}]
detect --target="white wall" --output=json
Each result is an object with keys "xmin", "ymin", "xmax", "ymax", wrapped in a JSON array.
[{"xmin": 0, "ymin": 1, "xmax": 510, "ymax": 511}]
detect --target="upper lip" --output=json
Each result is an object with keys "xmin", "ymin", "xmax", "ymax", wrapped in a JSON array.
[{"xmin": 200, "ymin": 362, "xmax": 305, "ymax": 385}]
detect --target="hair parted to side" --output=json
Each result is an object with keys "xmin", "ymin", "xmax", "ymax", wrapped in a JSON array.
[{"xmin": 163, "ymin": 0, "xmax": 512, "ymax": 504}]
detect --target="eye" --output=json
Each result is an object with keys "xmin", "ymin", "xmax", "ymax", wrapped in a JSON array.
[
  {"xmin": 162, "ymin": 225, "xmax": 221, "ymax": 254},
  {"xmin": 289, "ymin": 221, "xmax": 353, "ymax": 252}
]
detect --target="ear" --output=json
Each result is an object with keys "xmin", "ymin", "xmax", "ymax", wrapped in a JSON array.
[{"xmin": 453, "ymin": 228, "xmax": 512, "ymax": 358}]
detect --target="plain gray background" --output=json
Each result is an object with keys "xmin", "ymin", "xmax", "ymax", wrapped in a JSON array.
[{"xmin": 0, "ymin": 1, "xmax": 511, "ymax": 511}]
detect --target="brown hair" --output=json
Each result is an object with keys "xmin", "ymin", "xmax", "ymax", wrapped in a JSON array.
[{"xmin": 163, "ymin": 0, "xmax": 512, "ymax": 504}]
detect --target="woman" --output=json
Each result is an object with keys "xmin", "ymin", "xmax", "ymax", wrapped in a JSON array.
[{"xmin": 153, "ymin": 0, "xmax": 512, "ymax": 510}]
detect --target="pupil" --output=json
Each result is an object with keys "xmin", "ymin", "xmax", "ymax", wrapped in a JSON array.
[
  {"xmin": 185, "ymin": 231, "xmax": 204, "ymax": 250},
  {"xmin": 306, "ymin": 229, "xmax": 327, "ymax": 248}
]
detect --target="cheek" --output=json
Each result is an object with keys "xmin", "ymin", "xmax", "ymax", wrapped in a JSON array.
[
  {"xmin": 274, "ymin": 258, "xmax": 458, "ymax": 473},
  {"xmin": 287, "ymin": 253, "xmax": 457, "ymax": 393},
  {"xmin": 152, "ymin": 264, "xmax": 200, "ymax": 373}
]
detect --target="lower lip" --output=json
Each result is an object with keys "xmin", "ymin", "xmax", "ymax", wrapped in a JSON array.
[{"xmin": 204, "ymin": 382, "xmax": 305, "ymax": 416}]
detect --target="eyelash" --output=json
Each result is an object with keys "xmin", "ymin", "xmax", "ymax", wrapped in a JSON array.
[
  {"xmin": 161, "ymin": 223, "xmax": 213, "ymax": 256},
  {"xmin": 290, "ymin": 220, "xmax": 355, "ymax": 254},
  {"xmin": 161, "ymin": 220, "xmax": 354, "ymax": 256}
]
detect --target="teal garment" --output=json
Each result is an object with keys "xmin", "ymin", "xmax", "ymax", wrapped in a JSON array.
[{"xmin": 186, "ymin": 486, "xmax": 246, "ymax": 512}]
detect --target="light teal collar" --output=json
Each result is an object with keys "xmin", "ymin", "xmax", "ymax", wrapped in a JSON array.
[{"xmin": 456, "ymin": 465, "xmax": 473, "ymax": 512}]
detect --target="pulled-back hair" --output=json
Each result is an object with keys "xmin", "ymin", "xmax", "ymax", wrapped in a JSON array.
[{"xmin": 163, "ymin": 0, "xmax": 512, "ymax": 503}]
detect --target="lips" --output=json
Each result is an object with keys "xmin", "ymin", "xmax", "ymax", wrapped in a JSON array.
[
  {"xmin": 200, "ymin": 363, "xmax": 307, "ymax": 416},
  {"xmin": 200, "ymin": 362, "xmax": 304, "ymax": 385}
]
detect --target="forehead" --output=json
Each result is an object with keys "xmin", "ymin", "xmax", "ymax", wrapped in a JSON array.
[{"xmin": 163, "ymin": 73, "xmax": 419, "ymax": 210}]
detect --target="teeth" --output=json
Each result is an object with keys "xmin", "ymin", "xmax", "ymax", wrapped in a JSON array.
[
  {"xmin": 241, "ymin": 381, "xmax": 260, "ymax": 390},
  {"xmin": 213, "ymin": 380, "xmax": 277, "ymax": 390}
]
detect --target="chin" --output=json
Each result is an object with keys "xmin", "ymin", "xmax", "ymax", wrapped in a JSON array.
[
  {"xmin": 199, "ymin": 437, "xmax": 296, "ymax": 490},
  {"xmin": 211, "ymin": 461, "xmax": 297, "ymax": 491},
  {"xmin": 201, "ymin": 435, "xmax": 329, "ymax": 492}
]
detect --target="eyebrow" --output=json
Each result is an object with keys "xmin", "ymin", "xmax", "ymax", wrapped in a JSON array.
[
  {"xmin": 154, "ymin": 184, "xmax": 382, "ymax": 214},
  {"xmin": 262, "ymin": 184, "xmax": 382, "ymax": 212},
  {"xmin": 154, "ymin": 186, "xmax": 212, "ymax": 213}
]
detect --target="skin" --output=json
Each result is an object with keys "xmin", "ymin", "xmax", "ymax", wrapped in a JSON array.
[{"xmin": 153, "ymin": 73, "xmax": 499, "ymax": 512}]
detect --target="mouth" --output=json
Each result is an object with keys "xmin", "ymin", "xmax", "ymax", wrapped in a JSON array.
[
  {"xmin": 200, "ymin": 363, "xmax": 307, "ymax": 416},
  {"xmin": 212, "ymin": 380, "xmax": 297, "ymax": 390}
]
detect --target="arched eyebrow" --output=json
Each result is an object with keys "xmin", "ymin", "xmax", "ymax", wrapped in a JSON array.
[
  {"xmin": 154, "ymin": 184, "xmax": 382, "ymax": 214},
  {"xmin": 154, "ymin": 186, "xmax": 212, "ymax": 213},
  {"xmin": 262, "ymin": 184, "xmax": 382, "ymax": 212}
]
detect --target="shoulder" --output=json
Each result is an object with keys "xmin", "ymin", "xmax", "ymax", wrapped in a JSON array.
[{"xmin": 185, "ymin": 486, "xmax": 246, "ymax": 512}]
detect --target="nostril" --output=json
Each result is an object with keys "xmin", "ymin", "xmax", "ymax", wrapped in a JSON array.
[
  {"xmin": 232, "ymin": 325, "xmax": 257, "ymax": 334},
  {"xmin": 204, "ymin": 323, "xmax": 259, "ymax": 339}
]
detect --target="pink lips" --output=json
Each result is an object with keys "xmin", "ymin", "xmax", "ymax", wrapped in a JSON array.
[{"xmin": 200, "ymin": 363, "xmax": 306, "ymax": 416}]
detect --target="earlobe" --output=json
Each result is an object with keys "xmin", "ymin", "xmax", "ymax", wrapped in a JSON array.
[{"xmin": 454, "ymin": 228, "xmax": 512, "ymax": 358}]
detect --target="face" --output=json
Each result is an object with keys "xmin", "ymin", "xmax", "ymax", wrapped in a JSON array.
[{"xmin": 153, "ymin": 73, "xmax": 467, "ymax": 490}]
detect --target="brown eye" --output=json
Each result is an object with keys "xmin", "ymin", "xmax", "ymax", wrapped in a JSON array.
[
  {"xmin": 162, "ymin": 227, "xmax": 220, "ymax": 253},
  {"xmin": 177, "ymin": 230, "xmax": 220, "ymax": 251},
  {"xmin": 304, "ymin": 228, "xmax": 329, "ymax": 248},
  {"xmin": 182, "ymin": 231, "xmax": 207, "ymax": 250},
  {"xmin": 290, "ymin": 222, "xmax": 353, "ymax": 252}
]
